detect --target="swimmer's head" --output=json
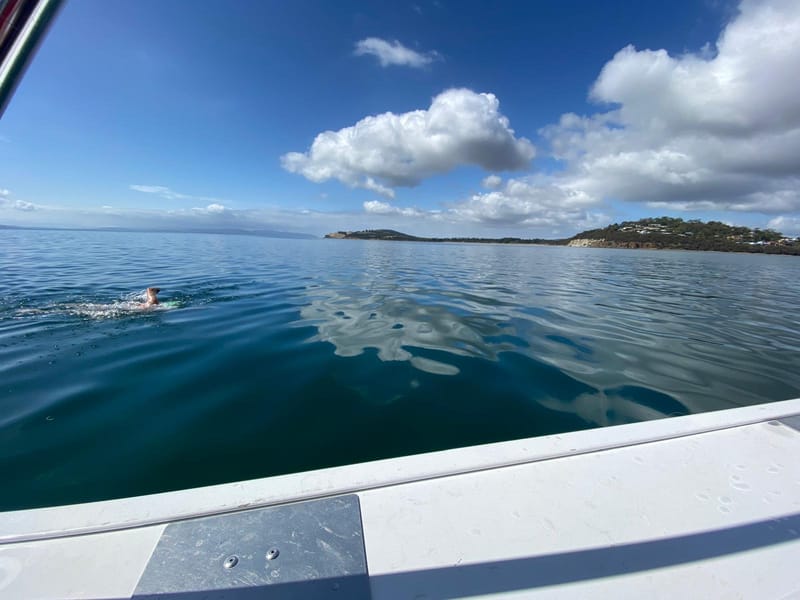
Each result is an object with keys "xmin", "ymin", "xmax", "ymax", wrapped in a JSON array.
[{"xmin": 145, "ymin": 287, "xmax": 160, "ymax": 305}]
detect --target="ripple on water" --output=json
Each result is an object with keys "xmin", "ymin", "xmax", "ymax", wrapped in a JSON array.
[{"xmin": 2, "ymin": 232, "xmax": 800, "ymax": 509}]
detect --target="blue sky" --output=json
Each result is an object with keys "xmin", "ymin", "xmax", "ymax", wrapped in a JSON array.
[{"xmin": 2, "ymin": 0, "xmax": 800, "ymax": 237}]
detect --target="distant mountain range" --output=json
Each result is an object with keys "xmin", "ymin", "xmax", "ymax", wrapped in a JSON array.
[
  {"xmin": 0, "ymin": 224, "xmax": 316, "ymax": 240},
  {"xmin": 326, "ymin": 218, "xmax": 800, "ymax": 255}
]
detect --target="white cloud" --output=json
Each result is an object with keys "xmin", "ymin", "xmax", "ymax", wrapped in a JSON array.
[
  {"xmin": 193, "ymin": 203, "xmax": 227, "ymax": 214},
  {"xmin": 354, "ymin": 38, "xmax": 439, "ymax": 68},
  {"xmin": 481, "ymin": 175, "xmax": 502, "ymax": 189},
  {"xmin": 448, "ymin": 176, "xmax": 607, "ymax": 230},
  {"xmin": 363, "ymin": 200, "xmax": 426, "ymax": 217},
  {"xmin": 360, "ymin": 177, "xmax": 608, "ymax": 235},
  {"xmin": 767, "ymin": 215, "xmax": 800, "ymax": 235},
  {"xmin": 538, "ymin": 0, "xmax": 800, "ymax": 214},
  {"xmin": 130, "ymin": 184, "xmax": 222, "ymax": 203},
  {"xmin": 12, "ymin": 200, "xmax": 35, "ymax": 211},
  {"xmin": 282, "ymin": 88, "xmax": 535, "ymax": 196},
  {"xmin": 362, "ymin": 177, "xmax": 395, "ymax": 199},
  {"xmin": 131, "ymin": 184, "xmax": 169, "ymax": 194},
  {"xmin": 0, "ymin": 189, "xmax": 37, "ymax": 211},
  {"xmin": 363, "ymin": 200, "xmax": 397, "ymax": 215}
]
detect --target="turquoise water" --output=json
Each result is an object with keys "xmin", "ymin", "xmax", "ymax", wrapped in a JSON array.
[{"xmin": 2, "ymin": 229, "xmax": 799, "ymax": 510}]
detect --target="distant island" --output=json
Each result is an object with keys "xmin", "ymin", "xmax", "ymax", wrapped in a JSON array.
[
  {"xmin": 325, "ymin": 229, "xmax": 562, "ymax": 245},
  {"xmin": 326, "ymin": 217, "xmax": 800, "ymax": 255}
]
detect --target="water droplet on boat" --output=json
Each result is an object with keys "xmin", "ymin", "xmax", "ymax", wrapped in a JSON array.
[
  {"xmin": 696, "ymin": 492, "xmax": 710, "ymax": 501},
  {"xmin": 719, "ymin": 496, "xmax": 732, "ymax": 504}
]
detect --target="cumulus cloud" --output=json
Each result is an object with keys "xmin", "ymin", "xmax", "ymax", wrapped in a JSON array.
[
  {"xmin": 282, "ymin": 88, "xmax": 535, "ymax": 196},
  {"xmin": 359, "ymin": 176, "xmax": 608, "ymax": 234},
  {"xmin": 448, "ymin": 176, "xmax": 607, "ymax": 231},
  {"xmin": 354, "ymin": 38, "xmax": 439, "ymax": 68},
  {"xmin": 539, "ymin": 0, "xmax": 800, "ymax": 214}
]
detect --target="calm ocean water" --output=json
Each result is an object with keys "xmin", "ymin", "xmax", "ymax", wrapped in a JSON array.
[{"xmin": 1, "ymin": 229, "xmax": 799, "ymax": 510}]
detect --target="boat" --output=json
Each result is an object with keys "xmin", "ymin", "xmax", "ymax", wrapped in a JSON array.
[
  {"xmin": 1, "ymin": 398, "xmax": 800, "ymax": 598},
  {"xmin": 2, "ymin": 3, "xmax": 799, "ymax": 598}
]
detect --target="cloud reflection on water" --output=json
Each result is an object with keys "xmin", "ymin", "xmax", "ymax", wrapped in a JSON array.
[
  {"xmin": 299, "ymin": 281, "xmax": 692, "ymax": 426},
  {"xmin": 300, "ymin": 290, "xmax": 520, "ymax": 376}
]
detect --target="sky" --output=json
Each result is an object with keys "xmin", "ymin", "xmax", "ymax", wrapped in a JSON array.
[{"xmin": 2, "ymin": 0, "xmax": 800, "ymax": 238}]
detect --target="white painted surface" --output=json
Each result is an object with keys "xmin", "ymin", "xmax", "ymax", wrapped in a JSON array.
[
  {"xmin": 0, "ymin": 525, "xmax": 164, "ymax": 599},
  {"xmin": 2, "ymin": 398, "xmax": 800, "ymax": 543},
  {"xmin": 361, "ymin": 420, "xmax": 800, "ymax": 599}
]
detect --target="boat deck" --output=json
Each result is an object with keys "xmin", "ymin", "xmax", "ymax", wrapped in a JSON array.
[{"xmin": 2, "ymin": 398, "xmax": 799, "ymax": 599}]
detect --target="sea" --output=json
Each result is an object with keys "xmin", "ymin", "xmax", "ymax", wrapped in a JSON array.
[{"xmin": 2, "ymin": 229, "xmax": 799, "ymax": 510}]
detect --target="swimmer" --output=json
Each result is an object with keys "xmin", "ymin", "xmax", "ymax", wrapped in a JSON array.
[{"xmin": 144, "ymin": 287, "xmax": 160, "ymax": 307}]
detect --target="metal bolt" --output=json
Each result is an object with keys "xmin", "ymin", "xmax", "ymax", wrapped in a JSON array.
[
  {"xmin": 223, "ymin": 555, "xmax": 239, "ymax": 569},
  {"xmin": 266, "ymin": 548, "xmax": 280, "ymax": 560}
]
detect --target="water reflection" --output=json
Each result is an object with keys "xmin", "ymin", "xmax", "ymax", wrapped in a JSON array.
[
  {"xmin": 300, "ymin": 290, "xmax": 521, "ymax": 375},
  {"xmin": 538, "ymin": 385, "xmax": 689, "ymax": 428}
]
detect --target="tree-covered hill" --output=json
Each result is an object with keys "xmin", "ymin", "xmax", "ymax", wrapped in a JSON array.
[{"xmin": 571, "ymin": 217, "xmax": 800, "ymax": 255}]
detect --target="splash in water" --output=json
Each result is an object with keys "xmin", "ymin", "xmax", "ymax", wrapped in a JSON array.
[{"xmin": 16, "ymin": 290, "xmax": 181, "ymax": 320}]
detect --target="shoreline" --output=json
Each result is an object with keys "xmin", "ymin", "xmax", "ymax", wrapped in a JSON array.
[{"xmin": 326, "ymin": 235, "xmax": 800, "ymax": 256}]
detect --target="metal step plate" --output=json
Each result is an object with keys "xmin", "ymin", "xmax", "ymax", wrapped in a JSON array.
[
  {"xmin": 133, "ymin": 494, "xmax": 370, "ymax": 599},
  {"xmin": 778, "ymin": 415, "xmax": 800, "ymax": 432}
]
